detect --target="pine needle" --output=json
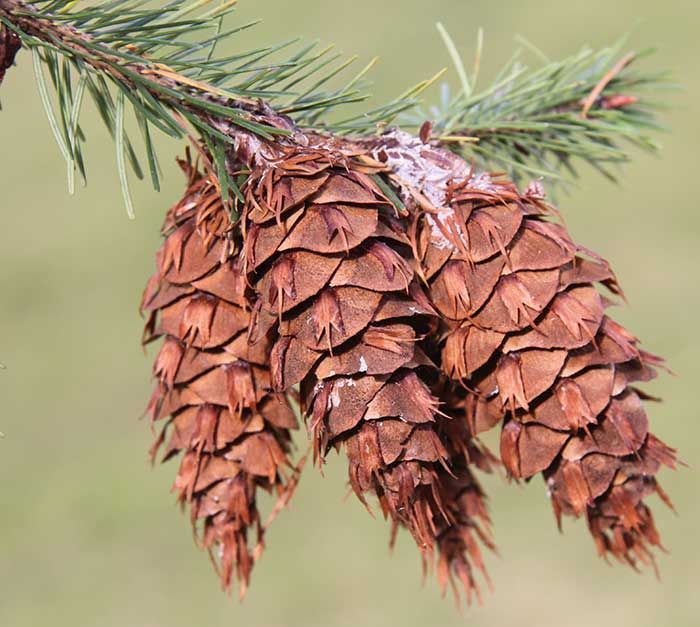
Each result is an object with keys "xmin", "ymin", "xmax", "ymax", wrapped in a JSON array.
[
  {"xmin": 32, "ymin": 48, "xmax": 70, "ymax": 167},
  {"xmin": 115, "ymin": 91, "xmax": 136, "ymax": 220},
  {"xmin": 437, "ymin": 22, "xmax": 471, "ymax": 97}
]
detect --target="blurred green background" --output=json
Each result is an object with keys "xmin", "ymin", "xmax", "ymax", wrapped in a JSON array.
[{"xmin": 1, "ymin": 1, "xmax": 698, "ymax": 626}]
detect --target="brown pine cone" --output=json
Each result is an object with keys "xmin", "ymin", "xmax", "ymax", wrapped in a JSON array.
[
  {"xmin": 142, "ymin": 156, "xmax": 300, "ymax": 597},
  {"xmin": 240, "ymin": 145, "xmax": 495, "ymax": 599},
  {"xmin": 375, "ymin": 130, "xmax": 676, "ymax": 569}
]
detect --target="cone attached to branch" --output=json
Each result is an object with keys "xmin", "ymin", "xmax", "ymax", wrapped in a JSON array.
[
  {"xmin": 140, "ymin": 126, "xmax": 676, "ymax": 601},
  {"xmin": 0, "ymin": 0, "xmax": 679, "ymax": 606},
  {"xmin": 383, "ymin": 130, "xmax": 677, "ymax": 569},
  {"xmin": 240, "ymin": 145, "xmax": 496, "ymax": 600},
  {"xmin": 142, "ymin": 155, "xmax": 300, "ymax": 597}
]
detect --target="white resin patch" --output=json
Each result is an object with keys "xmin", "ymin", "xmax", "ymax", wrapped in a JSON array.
[{"xmin": 372, "ymin": 129, "xmax": 498, "ymax": 251}]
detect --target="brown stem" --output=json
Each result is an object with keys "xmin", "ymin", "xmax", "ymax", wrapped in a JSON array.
[
  {"xmin": 581, "ymin": 51, "xmax": 636, "ymax": 118},
  {"xmin": 0, "ymin": 0, "xmax": 273, "ymax": 126},
  {"xmin": 0, "ymin": 1, "xmax": 451, "ymax": 189}
]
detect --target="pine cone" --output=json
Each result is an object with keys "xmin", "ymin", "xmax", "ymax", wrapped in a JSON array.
[
  {"xmin": 240, "ymin": 146, "xmax": 495, "ymax": 600},
  {"xmin": 382, "ymin": 131, "xmax": 678, "ymax": 569},
  {"xmin": 142, "ymin": 156, "xmax": 300, "ymax": 597}
]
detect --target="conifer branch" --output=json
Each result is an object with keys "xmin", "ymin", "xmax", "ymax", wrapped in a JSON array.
[
  {"xmin": 408, "ymin": 32, "xmax": 670, "ymax": 184},
  {"xmin": 0, "ymin": 1, "xmax": 672, "ymax": 211},
  {"xmin": 0, "ymin": 0, "xmax": 393, "ymax": 208}
]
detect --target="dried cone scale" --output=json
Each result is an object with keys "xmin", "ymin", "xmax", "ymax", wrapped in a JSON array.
[
  {"xmin": 142, "ymin": 156, "xmax": 300, "ymax": 597},
  {"xmin": 241, "ymin": 146, "xmax": 496, "ymax": 601},
  {"xmin": 379, "ymin": 131, "xmax": 677, "ymax": 569}
]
